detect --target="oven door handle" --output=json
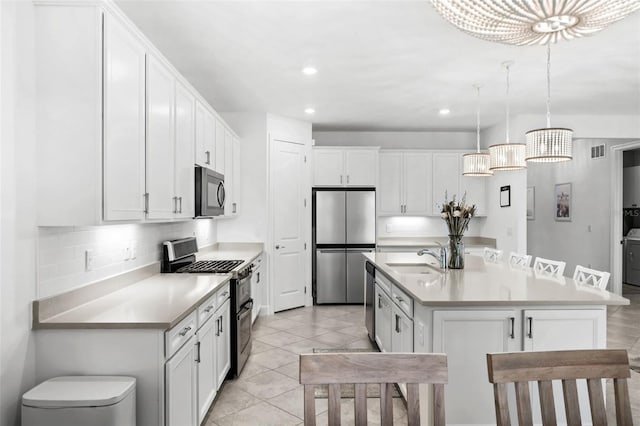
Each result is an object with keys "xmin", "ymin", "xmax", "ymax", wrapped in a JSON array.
[{"xmin": 238, "ymin": 299, "xmax": 253, "ymax": 317}]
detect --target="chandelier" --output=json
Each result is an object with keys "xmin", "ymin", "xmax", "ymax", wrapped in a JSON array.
[
  {"xmin": 489, "ymin": 61, "xmax": 526, "ymax": 171},
  {"xmin": 463, "ymin": 85, "xmax": 493, "ymax": 176},
  {"xmin": 525, "ymin": 44, "xmax": 573, "ymax": 162},
  {"xmin": 429, "ymin": 0, "xmax": 640, "ymax": 45}
]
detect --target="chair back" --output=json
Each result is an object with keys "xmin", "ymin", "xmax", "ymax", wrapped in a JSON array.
[
  {"xmin": 573, "ymin": 265, "xmax": 610, "ymax": 290},
  {"xmin": 532, "ymin": 257, "xmax": 566, "ymax": 277},
  {"xmin": 486, "ymin": 349, "xmax": 632, "ymax": 426},
  {"xmin": 484, "ymin": 247, "xmax": 504, "ymax": 263},
  {"xmin": 299, "ymin": 352, "xmax": 448, "ymax": 426},
  {"xmin": 508, "ymin": 252, "xmax": 532, "ymax": 269}
]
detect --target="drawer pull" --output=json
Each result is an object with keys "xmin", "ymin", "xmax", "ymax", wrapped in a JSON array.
[
  {"xmin": 204, "ymin": 305, "xmax": 214, "ymax": 313},
  {"xmin": 178, "ymin": 326, "xmax": 192, "ymax": 336},
  {"xmin": 509, "ymin": 317, "xmax": 515, "ymax": 339},
  {"xmin": 221, "ymin": 291, "xmax": 229, "ymax": 298}
]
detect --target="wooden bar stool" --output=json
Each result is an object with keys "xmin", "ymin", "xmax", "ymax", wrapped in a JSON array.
[{"xmin": 299, "ymin": 352, "xmax": 448, "ymax": 426}]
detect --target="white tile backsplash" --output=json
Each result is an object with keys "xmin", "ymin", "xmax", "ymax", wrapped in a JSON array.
[
  {"xmin": 37, "ymin": 220, "xmax": 217, "ymax": 298},
  {"xmin": 377, "ymin": 215, "xmax": 486, "ymax": 238}
]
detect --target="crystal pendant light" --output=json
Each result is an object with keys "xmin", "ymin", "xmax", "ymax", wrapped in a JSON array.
[
  {"xmin": 526, "ymin": 44, "xmax": 573, "ymax": 163},
  {"xmin": 429, "ymin": 0, "xmax": 640, "ymax": 46},
  {"xmin": 463, "ymin": 85, "xmax": 492, "ymax": 176},
  {"xmin": 489, "ymin": 62, "xmax": 526, "ymax": 171}
]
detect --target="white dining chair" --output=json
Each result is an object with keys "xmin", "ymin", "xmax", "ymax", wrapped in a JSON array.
[
  {"xmin": 533, "ymin": 257, "xmax": 566, "ymax": 277},
  {"xmin": 483, "ymin": 248, "xmax": 503, "ymax": 263},
  {"xmin": 573, "ymin": 265, "xmax": 610, "ymax": 290},
  {"xmin": 508, "ymin": 252, "xmax": 532, "ymax": 269}
]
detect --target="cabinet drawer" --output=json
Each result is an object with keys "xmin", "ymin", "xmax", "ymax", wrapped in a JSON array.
[
  {"xmin": 197, "ymin": 293, "xmax": 217, "ymax": 329},
  {"xmin": 391, "ymin": 284, "xmax": 413, "ymax": 318},
  {"xmin": 166, "ymin": 311, "xmax": 197, "ymax": 359},
  {"xmin": 216, "ymin": 283, "xmax": 230, "ymax": 306},
  {"xmin": 375, "ymin": 272, "xmax": 392, "ymax": 296}
]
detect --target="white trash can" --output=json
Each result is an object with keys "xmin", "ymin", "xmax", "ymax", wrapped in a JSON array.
[{"xmin": 22, "ymin": 376, "xmax": 136, "ymax": 426}]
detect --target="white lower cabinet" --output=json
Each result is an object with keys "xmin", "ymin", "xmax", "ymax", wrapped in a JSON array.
[
  {"xmin": 196, "ymin": 315, "xmax": 217, "ymax": 424},
  {"xmin": 251, "ymin": 255, "xmax": 264, "ymax": 323},
  {"xmin": 391, "ymin": 304, "xmax": 413, "ymax": 353},
  {"xmin": 215, "ymin": 298, "xmax": 231, "ymax": 386},
  {"xmin": 165, "ymin": 336, "xmax": 198, "ymax": 426},
  {"xmin": 374, "ymin": 284, "xmax": 392, "ymax": 352}
]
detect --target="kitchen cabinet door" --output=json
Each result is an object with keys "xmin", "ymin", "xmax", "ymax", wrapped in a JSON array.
[
  {"xmin": 215, "ymin": 119, "xmax": 226, "ymax": 175},
  {"xmin": 344, "ymin": 150, "xmax": 377, "ymax": 186},
  {"xmin": 232, "ymin": 136, "xmax": 241, "ymax": 215},
  {"xmin": 313, "ymin": 149, "xmax": 344, "ymax": 186},
  {"xmin": 165, "ymin": 337, "xmax": 197, "ymax": 426},
  {"xmin": 404, "ymin": 152, "xmax": 432, "ymax": 215},
  {"xmin": 174, "ymin": 82, "xmax": 195, "ymax": 218},
  {"xmin": 378, "ymin": 152, "xmax": 403, "ymax": 215},
  {"xmin": 195, "ymin": 101, "xmax": 215, "ymax": 168},
  {"xmin": 215, "ymin": 298, "xmax": 231, "ymax": 387},
  {"xmin": 196, "ymin": 316, "xmax": 217, "ymax": 424},
  {"xmin": 223, "ymin": 130, "xmax": 237, "ymax": 216},
  {"xmin": 146, "ymin": 55, "xmax": 176, "ymax": 220},
  {"xmin": 433, "ymin": 310, "xmax": 519, "ymax": 425},
  {"xmin": 251, "ymin": 255, "xmax": 264, "ymax": 323},
  {"xmin": 431, "ymin": 153, "xmax": 460, "ymax": 215},
  {"xmin": 391, "ymin": 304, "xmax": 413, "ymax": 353},
  {"xmin": 374, "ymin": 285, "xmax": 392, "ymax": 352},
  {"xmin": 103, "ymin": 12, "xmax": 146, "ymax": 222}
]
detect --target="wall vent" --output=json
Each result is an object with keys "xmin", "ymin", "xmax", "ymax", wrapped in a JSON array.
[{"xmin": 591, "ymin": 144, "xmax": 606, "ymax": 159}]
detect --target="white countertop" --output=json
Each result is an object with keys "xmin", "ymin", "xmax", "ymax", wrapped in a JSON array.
[
  {"xmin": 364, "ymin": 252, "xmax": 629, "ymax": 306},
  {"xmin": 33, "ymin": 243, "xmax": 263, "ymax": 329}
]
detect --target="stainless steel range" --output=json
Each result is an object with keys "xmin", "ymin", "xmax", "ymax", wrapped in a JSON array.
[{"xmin": 161, "ymin": 237, "xmax": 253, "ymax": 377}]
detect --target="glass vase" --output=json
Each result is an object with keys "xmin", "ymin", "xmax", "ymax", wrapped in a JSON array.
[{"xmin": 448, "ymin": 234, "xmax": 465, "ymax": 269}]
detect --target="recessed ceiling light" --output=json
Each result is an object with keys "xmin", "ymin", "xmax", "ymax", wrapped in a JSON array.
[
  {"xmin": 302, "ymin": 67, "xmax": 317, "ymax": 75},
  {"xmin": 439, "ymin": 108, "xmax": 451, "ymax": 116},
  {"xmin": 305, "ymin": 108, "xmax": 316, "ymax": 114}
]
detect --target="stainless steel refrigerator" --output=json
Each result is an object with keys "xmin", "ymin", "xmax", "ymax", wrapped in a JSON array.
[{"xmin": 313, "ymin": 189, "xmax": 376, "ymax": 304}]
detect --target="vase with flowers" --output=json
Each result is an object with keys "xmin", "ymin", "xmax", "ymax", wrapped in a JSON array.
[{"xmin": 440, "ymin": 192, "xmax": 476, "ymax": 269}]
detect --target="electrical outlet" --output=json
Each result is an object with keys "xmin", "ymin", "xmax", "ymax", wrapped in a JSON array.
[
  {"xmin": 124, "ymin": 246, "xmax": 131, "ymax": 261},
  {"xmin": 85, "ymin": 249, "xmax": 94, "ymax": 271}
]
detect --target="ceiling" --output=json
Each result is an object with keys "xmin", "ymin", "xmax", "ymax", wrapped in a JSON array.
[{"xmin": 116, "ymin": 1, "xmax": 640, "ymax": 132}]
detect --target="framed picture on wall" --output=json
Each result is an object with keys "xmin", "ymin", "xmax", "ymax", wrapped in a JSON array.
[
  {"xmin": 527, "ymin": 187, "xmax": 535, "ymax": 220},
  {"xmin": 500, "ymin": 185, "xmax": 511, "ymax": 207},
  {"xmin": 555, "ymin": 183, "xmax": 572, "ymax": 221}
]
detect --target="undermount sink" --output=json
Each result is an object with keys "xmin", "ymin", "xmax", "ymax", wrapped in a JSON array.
[{"xmin": 385, "ymin": 263, "xmax": 438, "ymax": 274}]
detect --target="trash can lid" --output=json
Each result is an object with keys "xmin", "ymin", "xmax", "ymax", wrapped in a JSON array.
[{"xmin": 23, "ymin": 376, "xmax": 136, "ymax": 408}]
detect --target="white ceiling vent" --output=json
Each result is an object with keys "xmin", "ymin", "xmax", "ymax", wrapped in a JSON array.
[{"xmin": 591, "ymin": 144, "xmax": 606, "ymax": 159}]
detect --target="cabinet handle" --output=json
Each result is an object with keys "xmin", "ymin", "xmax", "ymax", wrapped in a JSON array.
[
  {"xmin": 256, "ymin": 272, "xmax": 260, "ymax": 283},
  {"xmin": 173, "ymin": 196, "xmax": 178, "ymax": 214},
  {"xmin": 143, "ymin": 193, "xmax": 149, "ymax": 214},
  {"xmin": 179, "ymin": 326, "xmax": 192, "ymax": 336},
  {"xmin": 205, "ymin": 150, "xmax": 211, "ymax": 165},
  {"xmin": 509, "ymin": 317, "xmax": 515, "ymax": 339},
  {"xmin": 215, "ymin": 318, "xmax": 220, "ymax": 336},
  {"xmin": 395, "ymin": 295, "xmax": 404, "ymax": 304},
  {"xmin": 179, "ymin": 197, "xmax": 183, "ymax": 213},
  {"xmin": 204, "ymin": 305, "xmax": 214, "ymax": 313},
  {"xmin": 395, "ymin": 314, "xmax": 401, "ymax": 333},
  {"xmin": 219, "ymin": 316, "xmax": 223, "ymax": 334},
  {"xmin": 232, "ymin": 202, "xmax": 237, "ymax": 214},
  {"xmin": 378, "ymin": 295, "xmax": 382, "ymax": 309},
  {"xmin": 526, "ymin": 316, "xmax": 533, "ymax": 338},
  {"xmin": 195, "ymin": 341, "xmax": 201, "ymax": 363}
]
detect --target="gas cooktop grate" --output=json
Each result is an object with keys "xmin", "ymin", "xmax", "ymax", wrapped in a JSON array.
[{"xmin": 176, "ymin": 260, "xmax": 244, "ymax": 273}]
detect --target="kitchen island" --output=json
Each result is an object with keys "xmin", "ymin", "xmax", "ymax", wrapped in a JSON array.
[{"xmin": 364, "ymin": 252, "xmax": 629, "ymax": 425}]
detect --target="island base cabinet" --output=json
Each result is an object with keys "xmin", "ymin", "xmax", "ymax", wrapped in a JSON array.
[
  {"xmin": 215, "ymin": 299, "xmax": 231, "ymax": 385},
  {"xmin": 197, "ymin": 316, "xmax": 217, "ymax": 424},
  {"xmin": 432, "ymin": 310, "xmax": 519, "ymax": 425},
  {"xmin": 374, "ymin": 285, "xmax": 392, "ymax": 352},
  {"xmin": 165, "ymin": 337, "xmax": 198, "ymax": 426}
]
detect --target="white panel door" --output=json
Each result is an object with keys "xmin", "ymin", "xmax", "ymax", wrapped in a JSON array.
[
  {"xmin": 194, "ymin": 101, "xmax": 212, "ymax": 167},
  {"xmin": 404, "ymin": 152, "xmax": 432, "ymax": 215},
  {"xmin": 431, "ymin": 153, "xmax": 460, "ymax": 215},
  {"xmin": 344, "ymin": 150, "xmax": 377, "ymax": 186},
  {"xmin": 196, "ymin": 317, "xmax": 216, "ymax": 424},
  {"xmin": 391, "ymin": 304, "xmax": 413, "ymax": 352},
  {"xmin": 103, "ymin": 13, "xmax": 146, "ymax": 221},
  {"xmin": 223, "ymin": 130, "xmax": 234, "ymax": 216},
  {"xmin": 313, "ymin": 149, "xmax": 344, "ymax": 186},
  {"xmin": 214, "ymin": 119, "xmax": 226, "ymax": 174},
  {"xmin": 146, "ymin": 55, "xmax": 175, "ymax": 219},
  {"xmin": 433, "ymin": 310, "xmax": 519, "ymax": 425},
  {"xmin": 165, "ymin": 338, "xmax": 197, "ymax": 426},
  {"xmin": 378, "ymin": 152, "xmax": 403, "ymax": 215},
  {"xmin": 215, "ymin": 299, "xmax": 231, "ymax": 386},
  {"xmin": 174, "ymin": 82, "xmax": 195, "ymax": 218},
  {"xmin": 272, "ymin": 139, "xmax": 307, "ymax": 311}
]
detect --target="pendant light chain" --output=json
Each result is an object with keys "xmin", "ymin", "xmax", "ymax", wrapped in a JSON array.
[
  {"xmin": 546, "ymin": 43, "xmax": 552, "ymax": 128},
  {"xmin": 476, "ymin": 85, "xmax": 481, "ymax": 152}
]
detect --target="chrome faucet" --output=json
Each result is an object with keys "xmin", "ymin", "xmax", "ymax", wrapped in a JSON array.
[{"xmin": 417, "ymin": 243, "xmax": 447, "ymax": 269}]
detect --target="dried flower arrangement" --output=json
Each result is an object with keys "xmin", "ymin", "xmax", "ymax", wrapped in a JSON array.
[{"xmin": 440, "ymin": 192, "xmax": 476, "ymax": 237}]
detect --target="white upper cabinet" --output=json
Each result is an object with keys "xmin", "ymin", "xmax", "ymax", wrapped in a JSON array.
[
  {"xmin": 313, "ymin": 147, "xmax": 378, "ymax": 187},
  {"xmin": 215, "ymin": 121, "xmax": 227, "ymax": 175},
  {"xmin": 378, "ymin": 151, "xmax": 432, "ymax": 216},
  {"xmin": 103, "ymin": 12, "xmax": 147, "ymax": 222},
  {"xmin": 432, "ymin": 152, "xmax": 486, "ymax": 216},
  {"xmin": 174, "ymin": 82, "xmax": 195, "ymax": 219},
  {"xmin": 146, "ymin": 55, "xmax": 176, "ymax": 220},
  {"xmin": 195, "ymin": 101, "xmax": 215, "ymax": 168},
  {"xmin": 223, "ymin": 131, "xmax": 239, "ymax": 217}
]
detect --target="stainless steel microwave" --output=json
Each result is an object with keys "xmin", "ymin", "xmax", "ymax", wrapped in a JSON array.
[{"xmin": 195, "ymin": 166, "xmax": 225, "ymax": 217}]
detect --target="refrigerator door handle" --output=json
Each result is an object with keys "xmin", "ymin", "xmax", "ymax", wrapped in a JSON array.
[{"xmin": 318, "ymin": 249, "xmax": 346, "ymax": 253}]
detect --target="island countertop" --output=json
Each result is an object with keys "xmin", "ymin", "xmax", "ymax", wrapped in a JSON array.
[{"xmin": 364, "ymin": 252, "xmax": 630, "ymax": 306}]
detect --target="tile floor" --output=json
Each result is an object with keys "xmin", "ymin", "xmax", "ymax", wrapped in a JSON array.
[{"xmin": 204, "ymin": 286, "xmax": 640, "ymax": 425}]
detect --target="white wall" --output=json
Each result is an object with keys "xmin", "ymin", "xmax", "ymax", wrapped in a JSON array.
[
  {"xmin": 37, "ymin": 221, "xmax": 216, "ymax": 298},
  {"xmin": 1, "ymin": 3, "xmax": 37, "ymax": 425},
  {"xmin": 313, "ymin": 130, "xmax": 475, "ymax": 149}
]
